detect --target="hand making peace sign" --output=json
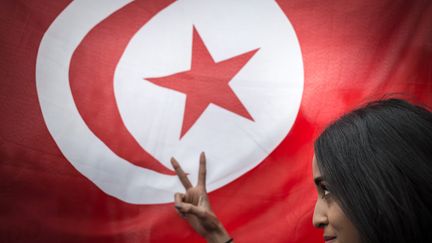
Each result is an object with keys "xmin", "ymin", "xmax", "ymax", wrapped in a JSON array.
[{"xmin": 171, "ymin": 152, "xmax": 233, "ymax": 243}]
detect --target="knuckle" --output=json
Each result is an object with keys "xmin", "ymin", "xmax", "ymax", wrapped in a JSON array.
[{"xmin": 184, "ymin": 205, "xmax": 192, "ymax": 212}]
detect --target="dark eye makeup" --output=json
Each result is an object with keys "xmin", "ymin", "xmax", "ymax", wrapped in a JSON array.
[
  {"xmin": 314, "ymin": 177, "xmax": 331, "ymax": 199},
  {"xmin": 319, "ymin": 182, "xmax": 331, "ymax": 199}
]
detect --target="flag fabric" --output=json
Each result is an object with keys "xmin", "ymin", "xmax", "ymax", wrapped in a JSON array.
[{"xmin": 1, "ymin": 0, "xmax": 431, "ymax": 242}]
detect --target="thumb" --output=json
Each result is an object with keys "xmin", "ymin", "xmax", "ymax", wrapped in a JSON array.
[{"xmin": 176, "ymin": 202, "xmax": 207, "ymax": 219}]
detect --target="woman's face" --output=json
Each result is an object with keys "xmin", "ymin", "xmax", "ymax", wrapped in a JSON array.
[{"xmin": 312, "ymin": 156, "xmax": 361, "ymax": 243}]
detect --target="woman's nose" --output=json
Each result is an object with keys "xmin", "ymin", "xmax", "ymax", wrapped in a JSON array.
[{"xmin": 312, "ymin": 199, "xmax": 328, "ymax": 228}]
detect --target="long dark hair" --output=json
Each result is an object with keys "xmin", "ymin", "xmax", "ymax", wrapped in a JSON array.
[{"xmin": 314, "ymin": 99, "xmax": 432, "ymax": 243}]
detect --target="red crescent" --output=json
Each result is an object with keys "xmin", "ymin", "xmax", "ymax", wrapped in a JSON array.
[{"xmin": 69, "ymin": 0, "xmax": 176, "ymax": 175}]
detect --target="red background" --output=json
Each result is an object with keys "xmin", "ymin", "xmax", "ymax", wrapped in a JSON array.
[{"xmin": 0, "ymin": 0, "xmax": 430, "ymax": 242}]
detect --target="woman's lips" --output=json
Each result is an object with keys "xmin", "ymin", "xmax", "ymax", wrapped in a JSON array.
[{"xmin": 324, "ymin": 235, "xmax": 336, "ymax": 243}]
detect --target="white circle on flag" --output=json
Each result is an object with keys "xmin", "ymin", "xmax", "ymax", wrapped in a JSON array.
[{"xmin": 36, "ymin": 0, "xmax": 303, "ymax": 204}]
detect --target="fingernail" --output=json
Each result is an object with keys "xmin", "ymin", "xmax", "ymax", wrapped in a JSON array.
[{"xmin": 170, "ymin": 157, "xmax": 178, "ymax": 167}]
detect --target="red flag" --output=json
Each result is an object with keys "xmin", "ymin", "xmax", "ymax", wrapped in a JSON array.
[{"xmin": 1, "ymin": 0, "xmax": 431, "ymax": 242}]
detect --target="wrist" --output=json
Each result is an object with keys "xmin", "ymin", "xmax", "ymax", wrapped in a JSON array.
[{"xmin": 204, "ymin": 224, "xmax": 232, "ymax": 243}]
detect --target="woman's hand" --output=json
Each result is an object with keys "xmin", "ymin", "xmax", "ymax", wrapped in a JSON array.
[{"xmin": 171, "ymin": 152, "xmax": 232, "ymax": 243}]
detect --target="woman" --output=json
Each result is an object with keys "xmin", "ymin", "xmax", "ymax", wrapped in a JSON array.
[{"xmin": 171, "ymin": 99, "xmax": 432, "ymax": 243}]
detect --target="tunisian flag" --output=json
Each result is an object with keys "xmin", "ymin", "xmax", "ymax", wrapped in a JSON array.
[{"xmin": 1, "ymin": 0, "xmax": 431, "ymax": 242}]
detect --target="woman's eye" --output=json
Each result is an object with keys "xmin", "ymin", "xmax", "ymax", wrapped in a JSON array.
[
  {"xmin": 322, "ymin": 189, "xmax": 330, "ymax": 198},
  {"xmin": 320, "ymin": 184, "xmax": 331, "ymax": 199}
]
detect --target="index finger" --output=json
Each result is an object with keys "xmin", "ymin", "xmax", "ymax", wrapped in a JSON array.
[
  {"xmin": 198, "ymin": 152, "xmax": 206, "ymax": 187},
  {"xmin": 171, "ymin": 157, "xmax": 193, "ymax": 189}
]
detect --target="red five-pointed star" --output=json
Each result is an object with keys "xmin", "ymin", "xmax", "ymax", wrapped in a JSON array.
[{"xmin": 146, "ymin": 27, "xmax": 258, "ymax": 138}]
